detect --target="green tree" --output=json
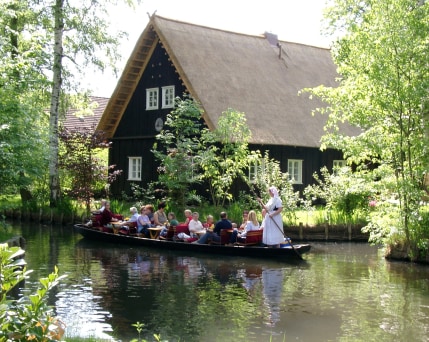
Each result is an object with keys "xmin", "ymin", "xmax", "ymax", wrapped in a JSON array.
[
  {"xmin": 0, "ymin": 0, "xmax": 136, "ymax": 206},
  {"xmin": 59, "ymin": 126, "xmax": 122, "ymax": 216},
  {"xmin": 200, "ymin": 109, "xmax": 253, "ymax": 207},
  {"xmin": 0, "ymin": 1, "xmax": 51, "ymax": 198},
  {"xmin": 306, "ymin": 0, "xmax": 429, "ymax": 256},
  {"xmin": 152, "ymin": 97, "xmax": 206, "ymax": 209},
  {"xmin": 46, "ymin": 0, "xmax": 135, "ymax": 207}
]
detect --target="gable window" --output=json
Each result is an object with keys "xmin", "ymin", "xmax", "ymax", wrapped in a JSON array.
[
  {"xmin": 162, "ymin": 86, "xmax": 175, "ymax": 109},
  {"xmin": 146, "ymin": 88, "xmax": 158, "ymax": 110},
  {"xmin": 128, "ymin": 157, "xmax": 142, "ymax": 181},
  {"xmin": 288, "ymin": 159, "xmax": 303, "ymax": 184}
]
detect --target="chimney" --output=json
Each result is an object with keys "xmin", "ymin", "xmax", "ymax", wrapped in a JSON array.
[
  {"xmin": 264, "ymin": 32, "xmax": 282, "ymax": 58},
  {"xmin": 264, "ymin": 32, "xmax": 279, "ymax": 47}
]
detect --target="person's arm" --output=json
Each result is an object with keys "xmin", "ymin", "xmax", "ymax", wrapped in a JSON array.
[
  {"xmin": 268, "ymin": 207, "xmax": 282, "ymax": 218},
  {"xmin": 196, "ymin": 221, "xmax": 204, "ymax": 232},
  {"xmin": 188, "ymin": 221, "xmax": 195, "ymax": 233},
  {"xmin": 213, "ymin": 222, "xmax": 220, "ymax": 234},
  {"xmin": 268, "ymin": 198, "xmax": 283, "ymax": 218},
  {"xmin": 138, "ymin": 215, "xmax": 145, "ymax": 226},
  {"xmin": 153, "ymin": 212, "xmax": 160, "ymax": 226}
]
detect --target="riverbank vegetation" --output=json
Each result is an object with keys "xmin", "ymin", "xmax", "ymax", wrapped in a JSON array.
[{"xmin": 0, "ymin": 243, "xmax": 66, "ymax": 341}]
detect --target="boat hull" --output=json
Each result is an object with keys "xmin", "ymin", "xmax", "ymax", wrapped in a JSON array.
[{"xmin": 74, "ymin": 224, "xmax": 311, "ymax": 260}]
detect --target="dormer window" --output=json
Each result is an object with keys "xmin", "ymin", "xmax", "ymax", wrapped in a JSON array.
[
  {"xmin": 146, "ymin": 88, "xmax": 159, "ymax": 110},
  {"xmin": 162, "ymin": 86, "xmax": 175, "ymax": 108}
]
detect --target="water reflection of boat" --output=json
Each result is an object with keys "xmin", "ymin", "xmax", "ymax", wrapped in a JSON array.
[{"xmin": 74, "ymin": 224, "xmax": 311, "ymax": 261}]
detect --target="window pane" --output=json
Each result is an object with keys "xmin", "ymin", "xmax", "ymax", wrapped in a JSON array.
[
  {"xmin": 146, "ymin": 88, "xmax": 158, "ymax": 110},
  {"xmin": 162, "ymin": 86, "xmax": 175, "ymax": 108},
  {"xmin": 288, "ymin": 159, "xmax": 302, "ymax": 184},
  {"xmin": 128, "ymin": 157, "xmax": 142, "ymax": 180}
]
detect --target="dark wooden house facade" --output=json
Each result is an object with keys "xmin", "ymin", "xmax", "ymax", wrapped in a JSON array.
[{"xmin": 96, "ymin": 15, "xmax": 359, "ymax": 198}]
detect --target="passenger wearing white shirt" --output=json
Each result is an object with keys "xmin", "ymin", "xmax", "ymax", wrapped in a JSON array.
[{"xmin": 188, "ymin": 212, "xmax": 205, "ymax": 238}]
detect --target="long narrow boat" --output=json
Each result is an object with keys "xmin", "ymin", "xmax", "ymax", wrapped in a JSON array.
[{"xmin": 74, "ymin": 224, "xmax": 311, "ymax": 260}]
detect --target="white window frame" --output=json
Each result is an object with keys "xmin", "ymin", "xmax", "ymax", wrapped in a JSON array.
[
  {"xmin": 333, "ymin": 160, "xmax": 346, "ymax": 169},
  {"xmin": 288, "ymin": 159, "xmax": 303, "ymax": 184},
  {"xmin": 146, "ymin": 88, "xmax": 159, "ymax": 110},
  {"xmin": 161, "ymin": 86, "xmax": 175, "ymax": 109},
  {"xmin": 128, "ymin": 157, "xmax": 142, "ymax": 181},
  {"xmin": 333, "ymin": 159, "xmax": 348, "ymax": 175},
  {"xmin": 248, "ymin": 158, "xmax": 265, "ymax": 183}
]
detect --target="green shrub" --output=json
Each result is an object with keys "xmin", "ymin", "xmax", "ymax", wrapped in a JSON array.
[{"xmin": 0, "ymin": 244, "xmax": 66, "ymax": 341}]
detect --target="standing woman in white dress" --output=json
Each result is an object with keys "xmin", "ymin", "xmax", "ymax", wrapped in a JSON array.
[{"xmin": 257, "ymin": 186, "xmax": 284, "ymax": 248}]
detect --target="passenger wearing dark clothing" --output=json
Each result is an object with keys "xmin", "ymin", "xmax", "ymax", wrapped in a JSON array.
[
  {"xmin": 100, "ymin": 202, "xmax": 118, "ymax": 226},
  {"xmin": 192, "ymin": 212, "xmax": 232, "ymax": 244}
]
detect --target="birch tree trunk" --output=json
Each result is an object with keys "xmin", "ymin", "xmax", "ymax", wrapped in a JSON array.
[{"xmin": 49, "ymin": 0, "xmax": 64, "ymax": 207}]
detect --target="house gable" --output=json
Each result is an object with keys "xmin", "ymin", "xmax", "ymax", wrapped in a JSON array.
[{"xmin": 113, "ymin": 41, "xmax": 187, "ymax": 138}]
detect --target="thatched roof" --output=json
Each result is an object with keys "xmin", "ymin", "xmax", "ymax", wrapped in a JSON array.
[
  {"xmin": 98, "ymin": 15, "xmax": 358, "ymax": 147},
  {"xmin": 63, "ymin": 96, "xmax": 108, "ymax": 132}
]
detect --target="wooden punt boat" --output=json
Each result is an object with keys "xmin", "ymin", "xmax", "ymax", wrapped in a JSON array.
[{"xmin": 74, "ymin": 224, "xmax": 311, "ymax": 260}]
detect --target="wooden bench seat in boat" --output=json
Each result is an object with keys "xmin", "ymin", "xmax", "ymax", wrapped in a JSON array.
[{"xmin": 234, "ymin": 229, "xmax": 263, "ymax": 246}]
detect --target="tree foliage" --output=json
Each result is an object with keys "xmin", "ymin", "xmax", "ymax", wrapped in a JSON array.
[
  {"xmin": 152, "ymin": 97, "xmax": 207, "ymax": 209},
  {"xmin": 306, "ymin": 0, "xmax": 429, "ymax": 253},
  {"xmin": 59, "ymin": 126, "xmax": 122, "ymax": 216},
  {"xmin": 0, "ymin": 1, "xmax": 51, "ymax": 196},
  {"xmin": 200, "ymin": 108, "xmax": 253, "ymax": 207},
  {"xmin": 153, "ymin": 101, "xmax": 256, "ymax": 208}
]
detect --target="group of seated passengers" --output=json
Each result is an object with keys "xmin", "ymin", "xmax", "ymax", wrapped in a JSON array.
[
  {"xmin": 138, "ymin": 202, "xmax": 180, "ymax": 237},
  {"xmin": 97, "ymin": 199, "xmax": 263, "ymax": 244},
  {"xmin": 191, "ymin": 209, "xmax": 263, "ymax": 245}
]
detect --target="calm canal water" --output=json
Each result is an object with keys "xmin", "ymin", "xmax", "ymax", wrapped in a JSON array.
[{"xmin": 8, "ymin": 221, "xmax": 429, "ymax": 341}]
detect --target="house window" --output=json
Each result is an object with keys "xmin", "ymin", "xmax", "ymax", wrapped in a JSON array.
[
  {"xmin": 333, "ymin": 160, "xmax": 347, "ymax": 175},
  {"xmin": 333, "ymin": 160, "xmax": 346, "ymax": 169},
  {"xmin": 288, "ymin": 159, "xmax": 303, "ymax": 184},
  {"xmin": 146, "ymin": 88, "xmax": 158, "ymax": 110},
  {"xmin": 248, "ymin": 159, "xmax": 265, "ymax": 183},
  {"xmin": 128, "ymin": 157, "xmax": 142, "ymax": 181},
  {"xmin": 162, "ymin": 86, "xmax": 175, "ymax": 109}
]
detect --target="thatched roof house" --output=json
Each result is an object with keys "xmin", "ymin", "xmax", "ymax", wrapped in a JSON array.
[{"xmin": 95, "ymin": 15, "xmax": 358, "ymax": 197}]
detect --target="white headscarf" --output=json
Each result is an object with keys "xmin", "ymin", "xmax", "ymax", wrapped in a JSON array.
[{"xmin": 269, "ymin": 186, "xmax": 279, "ymax": 197}]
